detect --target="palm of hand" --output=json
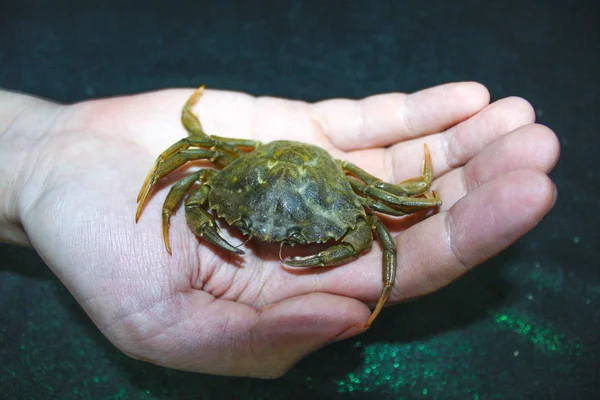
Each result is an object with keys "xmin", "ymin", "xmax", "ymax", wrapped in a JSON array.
[{"xmin": 19, "ymin": 83, "xmax": 558, "ymax": 377}]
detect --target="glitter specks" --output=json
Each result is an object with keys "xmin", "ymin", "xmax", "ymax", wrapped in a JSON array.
[
  {"xmin": 335, "ymin": 341, "xmax": 442, "ymax": 395},
  {"xmin": 493, "ymin": 309, "xmax": 583, "ymax": 355}
]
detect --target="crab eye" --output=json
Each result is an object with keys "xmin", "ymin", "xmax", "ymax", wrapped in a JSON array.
[{"xmin": 287, "ymin": 231, "xmax": 307, "ymax": 245}]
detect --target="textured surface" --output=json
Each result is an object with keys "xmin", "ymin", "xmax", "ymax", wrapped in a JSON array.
[
  {"xmin": 209, "ymin": 140, "xmax": 363, "ymax": 243},
  {"xmin": 1, "ymin": 0, "xmax": 599, "ymax": 399}
]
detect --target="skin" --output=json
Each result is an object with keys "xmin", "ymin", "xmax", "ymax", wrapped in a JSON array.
[{"xmin": 0, "ymin": 83, "xmax": 560, "ymax": 378}]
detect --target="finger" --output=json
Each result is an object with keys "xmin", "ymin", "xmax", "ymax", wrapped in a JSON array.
[
  {"xmin": 180, "ymin": 83, "xmax": 489, "ymax": 149},
  {"xmin": 99, "ymin": 84, "xmax": 489, "ymax": 159},
  {"xmin": 341, "ymin": 96, "xmax": 537, "ymax": 184},
  {"xmin": 308, "ymin": 169, "xmax": 556, "ymax": 304},
  {"xmin": 440, "ymin": 96, "xmax": 537, "ymax": 170},
  {"xmin": 312, "ymin": 81, "xmax": 490, "ymax": 151},
  {"xmin": 391, "ymin": 169, "xmax": 556, "ymax": 300},
  {"xmin": 399, "ymin": 96, "xmax": 537, "ymax": 180},
  {"xmin": 142, "ymin": 291, "xmax": 368, "ymax": 378},
  {"xmin": 434, "ymin": 123, "xmax": 560, "ymax": 209}
]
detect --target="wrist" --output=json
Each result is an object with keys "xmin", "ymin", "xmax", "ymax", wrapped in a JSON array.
[{"xmin": 0, "ymin": 89, "xmax": 61, "ymax": 246}]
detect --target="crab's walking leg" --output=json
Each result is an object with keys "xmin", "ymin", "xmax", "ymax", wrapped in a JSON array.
[
  {"xmin": 284, "ymin": 215, "xmax": 397, "ymax": 328},
  {"xmin": 340, "ymin": 144, "xmax": 434, "ymax": 197},
  {"xmin": 136, "ymin": 136, "xmax": 240, "ymax": 205},
  {"xmin": 182, "ymin": 85, "xmax": 263, "ymax": 150},
  {"xmin": 349, "ymin": 177, "xmax": 441, "ymax": 214},
  {"xmin": 160, "ymin": 169, "xmax": 216, "ymax": 254},
  {"xmin": 284, "ymin": 217, "xmax": 373, "ymax": 268},
  {"xmin": 364, "ymin": 214, "xmax": 397, "ymax": 329},
  {"xmin": 135, "ymin": 148, "xmax": 234, "ymax": 222},
  {"xmin": 184, "ymin": 184, "xmax": 244, "ymax": 255},
  {"xmin": 357, "ymin": 196, "xmax": 422, "ymax": 216}
]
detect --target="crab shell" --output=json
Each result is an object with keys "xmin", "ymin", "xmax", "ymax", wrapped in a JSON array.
[{"xmin": 207, "ymin": 140, "xmax": 366, "ymax": 245}]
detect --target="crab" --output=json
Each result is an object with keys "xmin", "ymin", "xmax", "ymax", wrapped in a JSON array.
[{"xmin": 135, "ymin": 86, "xmax": 441, "ymax": 328}]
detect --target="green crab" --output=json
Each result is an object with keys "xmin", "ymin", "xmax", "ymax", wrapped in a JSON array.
[{"xmin": 136, "ymin": 86, "xmax": 441, "ymax": 328}]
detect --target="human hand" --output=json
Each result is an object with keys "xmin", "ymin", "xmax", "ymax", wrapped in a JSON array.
[{"xmin": 0, "ymin": 82, "xmax": 559, "ymax": 377}]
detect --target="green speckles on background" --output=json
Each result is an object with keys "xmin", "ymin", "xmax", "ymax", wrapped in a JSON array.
[
  {"xmin": 493, "ymin": 309, "xmax": 583, "ymax": 355},
  {"xmin": 330, "ymin": 305, "xmax": 587, "ymax": 398},
  {"xmin": 335, "ymin": 338, "xmax": 478, "ymax": 396}
]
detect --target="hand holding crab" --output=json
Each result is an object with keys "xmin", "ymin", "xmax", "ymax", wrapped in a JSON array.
[
  {"xmin": 0, "ymin": 83, "xmax": 559, "ymax": 377},
  {"xmin": 136, "ymin": 86, "xmax": 442, "ymax": 328}
]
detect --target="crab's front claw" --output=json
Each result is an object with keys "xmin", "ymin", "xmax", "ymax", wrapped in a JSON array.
[
  {"xmin": 184, "ymin": 185, "xmax": 244, "ymax": 255},
  {"xmin": 283, "ymin": 217, "xmax": 373, "ymax": 268},
  {"xmin": 284, "ymin": 245, "xmax": 357, "ymax": 267},
  {"xmin": 184, "ymin": 205, "xmax": 244, "ymax": 255}
]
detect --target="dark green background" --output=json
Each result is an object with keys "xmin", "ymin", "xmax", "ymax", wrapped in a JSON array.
[{"xmin": 1, "ymin": 1, "xmax": 599, "ymax": 399}]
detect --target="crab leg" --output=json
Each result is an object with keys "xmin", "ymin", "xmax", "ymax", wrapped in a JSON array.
[
  {"xmin": 182, "ymin": 85, "xmax": 263, "ymax": 150},
  {"xmin": 184, "ymin": 184, "xmax": 244, "ymax": 255},
  {"xmin": 349, "ymin": 177, "xmax": 441, "ymax": 214},
  {"xmin": 284, "ymin": 214, "xmax": 397, "ymax": 328},
  {"xmin": 356, "ymin": 196, "xmax": 422, "ymax": 216},
  {"xmin": 339, "ymin": 144, "xmax": 434, "ymax": 197},
  {"xmin": 135, "ymin": 148, "xmax": 234, "ymax": 222},
  {"xmin": 364, "ymin": 214, "xmax": 397, "ymax": 328},
  {"xmin": 284, "ymin": 217, "xmax": 373, "ymax": 268},
  {"xmin": 160, "ymin": 169, "xmax": 216, "ymax": 254}
]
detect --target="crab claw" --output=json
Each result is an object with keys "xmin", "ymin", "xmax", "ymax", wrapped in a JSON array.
[
  {"xmin": 200, "ymin": 223, "xmax": 245, "ymax": 255},
  {"xmin": 185, "ymin": 204, "xmax": 244, "ymax": 255}
]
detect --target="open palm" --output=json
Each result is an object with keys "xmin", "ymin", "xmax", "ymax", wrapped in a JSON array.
[{"xmin": 13, "ymin": 82, "xmax": 558, "ymax": 378}]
